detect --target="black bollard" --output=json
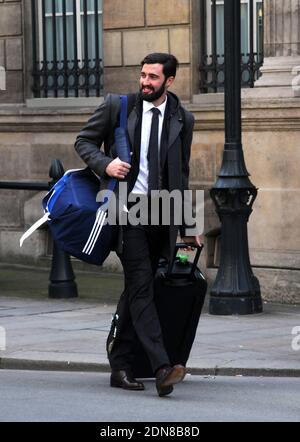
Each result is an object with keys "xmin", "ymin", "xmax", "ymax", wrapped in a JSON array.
[
  {"xmin": 48, "ymin": 159, "xmax": 78, "ymax": 299},
  {"xmin": 49, "ymin": 241, "xmax": 78, "ymax": 299}
]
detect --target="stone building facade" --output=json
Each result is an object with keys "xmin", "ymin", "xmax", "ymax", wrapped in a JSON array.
[
  {"xmin": 0, "ymin": 0, "xmax": 23, "ymax": 102},
  {"xmin": 0, "ymin": 0, "xmax": 300, "ymax": 303},
  {"xmin": 103, "ymin": 0, "xmax": 194, "ymax": 100}
]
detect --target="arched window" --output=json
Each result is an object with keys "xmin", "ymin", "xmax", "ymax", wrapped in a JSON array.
[{"xmin": 31, "ymin": 0, "xmax": 103, "ymax": 98}]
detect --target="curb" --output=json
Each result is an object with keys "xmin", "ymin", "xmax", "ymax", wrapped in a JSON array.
[
  {"xmin": 1, "ymin": 358, "xmax": 300, "ymax": 378},
  {"xmin": 0, "ymin": 358, "xmax": 110, "ymax": 373},
  {"xmin": 188, "ymin": 366, "xmax": 300, "ymax": 378}
]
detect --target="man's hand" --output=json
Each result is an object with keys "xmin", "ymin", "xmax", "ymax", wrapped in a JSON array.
[
  {"xmin": 182, "ymin": 235, "xmax": 204, "ymax": 251},
  {"xmin": 106, "ymin": 157, "xmax": 131, "ymax": 179}
]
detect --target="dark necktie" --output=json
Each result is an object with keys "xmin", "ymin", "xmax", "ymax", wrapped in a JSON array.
[{"xmin": 147, "ymin": 107, "xmax": 160, "ymax": 193}]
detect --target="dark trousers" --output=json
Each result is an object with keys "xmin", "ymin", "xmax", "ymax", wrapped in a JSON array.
[{"xmin": 108, "ymin": 223, "xmax": 170, "ymax": 374}]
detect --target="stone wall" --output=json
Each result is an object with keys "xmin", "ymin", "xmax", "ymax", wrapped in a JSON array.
[
  {"xmin": 0, "ymin": 106, "xmax": 84, "ymax": 265},
  {"xmin": 190, "ymin": 95, "xmax": 300, "ymax": 304},
  {"xmin": 0, "ymin": 0, "xmax": 195, "ymax": 103},
  {"xmin": 0, "ymin": 0, "xmax": 23, "ymax": 103},
  {"xmin": 1, "ymin": 97, "xmax": 300, "ymax": 303},
  {"xmin": 103, "ymin": 0, "xmax": 193, "ymax": 100}
]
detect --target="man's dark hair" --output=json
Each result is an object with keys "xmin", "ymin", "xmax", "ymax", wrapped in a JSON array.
[{"xmin": 141, "ymin": 53, "xmax": 179, "ymax": 78}]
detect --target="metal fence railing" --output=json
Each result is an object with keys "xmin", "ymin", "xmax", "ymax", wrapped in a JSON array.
[{"xmin": 199, "ymin": 0, "xmax": 264, "ymax": 93}]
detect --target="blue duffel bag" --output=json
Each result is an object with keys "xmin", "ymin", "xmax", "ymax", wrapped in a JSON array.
[
  {"xmin": 20, "ymin": 95, "xmax": 130, "ymax": 265},
  {"xmin": 47, "ymin": 168, "xmax": 117, "ymax": 265}
]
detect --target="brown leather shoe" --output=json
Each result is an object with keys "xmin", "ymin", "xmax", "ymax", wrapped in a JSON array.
[
  {"xmin": 110, "ymin": 370, "xmax": 145, "ymax": 391},
  {"xmin": 155, "ymin": 365, "xmax": 186, "ymax": 397}
]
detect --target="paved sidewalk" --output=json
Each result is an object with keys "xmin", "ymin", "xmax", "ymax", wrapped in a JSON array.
[{"xmin": 0, "ymin": 294, "xmax": 300, "ymax": 377}]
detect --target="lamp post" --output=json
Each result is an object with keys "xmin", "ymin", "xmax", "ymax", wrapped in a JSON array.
[{"xmin": 209, "ymin": 0, "xmax": 262, "ymax": 315}]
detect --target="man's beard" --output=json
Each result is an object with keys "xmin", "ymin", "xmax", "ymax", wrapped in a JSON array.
[{"xmin": 139, "ymin": 80, "xmax": 167, "ymax": 102}]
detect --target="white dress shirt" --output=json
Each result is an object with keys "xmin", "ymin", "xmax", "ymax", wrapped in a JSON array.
[{"xmin": 131, "ymin": 97, "xmax": 168, "ymax": 195}]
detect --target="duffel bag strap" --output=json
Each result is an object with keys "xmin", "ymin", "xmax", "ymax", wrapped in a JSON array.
[
  {"xmin": 82, "ymin": 95, "xmax": 130, "ymax": 257},
  {"xmin": 19, "ymin": 213, "xmax": 49, "ymax": 247},
  {"xmin": 114, "ymin": 95, "xmax": 131, "ymax": 164}
]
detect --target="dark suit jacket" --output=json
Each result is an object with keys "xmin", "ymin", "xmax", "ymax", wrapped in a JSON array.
[{"xmin": 74, "ymin": 91, "xmax": 195, "ymax": 259}]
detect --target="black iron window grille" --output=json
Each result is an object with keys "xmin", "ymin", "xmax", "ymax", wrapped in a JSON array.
[
  {"xmin": 200, "ymin": 0, "xmax": 264, "ymax": 93},
  {"xmin": 31, "ymin": 0, "xmax": 103, "ymax": 98}
]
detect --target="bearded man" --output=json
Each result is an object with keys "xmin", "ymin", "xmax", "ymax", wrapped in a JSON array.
[{"xmin": 75, "ymin": 53, "xmax": 200, "ymax": 397}]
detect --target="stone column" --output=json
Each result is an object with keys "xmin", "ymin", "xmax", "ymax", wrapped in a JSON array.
[
  {"xmin": 255, "ymin": 0, "xmax": 300, "ymax": 95},
  {"xmin": 264, "ymin": 0, "xmax": 300, "ymax": 57},
  {"xmin": 0, "ymin": 66, "xmax": 5, "ymax": 90}
]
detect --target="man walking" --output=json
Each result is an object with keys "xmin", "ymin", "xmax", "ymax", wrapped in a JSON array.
[{"xmin": 75, "ymin": 53, "xmax": 200, "ymax": 397}]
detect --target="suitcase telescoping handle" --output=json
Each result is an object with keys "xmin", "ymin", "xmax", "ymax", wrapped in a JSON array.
[{"xmin": 167, "ymin": 243, "xmax": 203, "ymax": 277}]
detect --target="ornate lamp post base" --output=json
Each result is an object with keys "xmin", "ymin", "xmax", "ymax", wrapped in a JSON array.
[
  {"xmin": 210, "ymin": 296, "xmax": 262, "ymax": 316},
  {"xmin": 210, "ymin": 186, "xmax": 262, "ymax": 315}
]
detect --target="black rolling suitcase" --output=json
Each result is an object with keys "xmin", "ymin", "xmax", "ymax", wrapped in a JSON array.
[{"xmin": 132, "ymin": 244, "xmax": 207, "ymax": 378}]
